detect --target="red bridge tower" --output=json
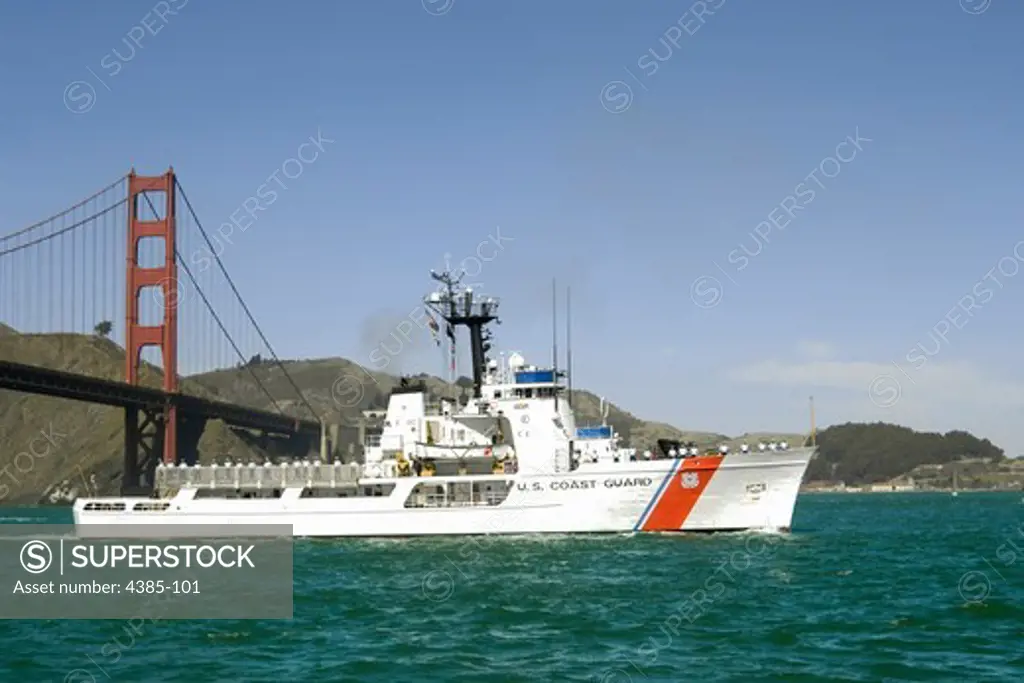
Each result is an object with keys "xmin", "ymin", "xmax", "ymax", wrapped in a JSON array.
[{"xmin": 124, "ymin": 169, "xmax": 179, "ymax": 489}]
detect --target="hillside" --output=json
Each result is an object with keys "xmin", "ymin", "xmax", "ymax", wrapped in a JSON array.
[
  {"xmin": 191, "ymin": 359, "xmax": 804, "ymax": 456},
  {"xmin": 0, "ymin": 332, "xmax": 277, "ymax": 504},
  {"xmin": 805, "ymin": 422, "xmax": 1007, "ymax": 486},
  {"xmin": 7, "ymin": 329, "xmax": 1013, "ymax": 504},
  {"xmin": 0, "ymin": 329, "xmax": 802, "ymax": 504}
]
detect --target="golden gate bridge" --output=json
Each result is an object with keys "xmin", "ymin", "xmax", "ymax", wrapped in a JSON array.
[{"xmin": 0, "ymin": 169, "xmax": 329, "ymax": 495}]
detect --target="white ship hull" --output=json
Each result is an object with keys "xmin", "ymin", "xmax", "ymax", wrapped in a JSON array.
[{"xmin": 72, "ymin": 449, "xmax": 813, "ymax": 537}]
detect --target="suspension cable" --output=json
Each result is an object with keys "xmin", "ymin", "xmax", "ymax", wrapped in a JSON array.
[
  {"xmin": 0, "ymin": 201, "xmax": 126, "ymax": 257},
  {"xmin": 174, "ymin": 179, "xmax": 320, "ymax": 421},
  {"xmin": 139, "ymin": 192, "xmax": 288, "ymax": 416},
  {"xmin": 0, "ymin": 176, "xmax": 127, "ymax": 242}
]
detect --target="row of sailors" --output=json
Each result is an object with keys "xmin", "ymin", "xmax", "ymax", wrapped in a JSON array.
[
  {"xmin": 739, "ymin": 441, "xmax": 790, "ymax": 453},
  {"xmin": 665, "ymin": 442, "xmax": 791, "ymax": 458}
]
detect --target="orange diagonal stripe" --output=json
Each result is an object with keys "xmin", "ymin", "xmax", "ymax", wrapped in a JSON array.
[{"xmin": 641, "ymin": 457, "xmax": 722, "ymax": 531}]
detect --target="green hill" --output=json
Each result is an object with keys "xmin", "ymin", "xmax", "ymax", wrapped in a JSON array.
[
  {"xmin": 190, "ymin": 359, "xmax": 803, "ymax": 457},
  {"xmin": 0, "ymin": 329, "xmax": 803, "ymax": 504},
  {"xmin": 805, "ymin": 422, "xmax": 1006, "ymax": 485},
  {"xmin": 3, "ymin": 327, "xmax": 1014, "ymax": 503}
]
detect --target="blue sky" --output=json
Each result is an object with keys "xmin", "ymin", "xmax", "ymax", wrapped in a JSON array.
[{"xmin": 3, "ymin": 0, "xmax": 1024, "ymax": 454}]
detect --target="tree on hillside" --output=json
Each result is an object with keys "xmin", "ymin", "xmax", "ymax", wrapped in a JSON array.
[
  {"xmin": 805, "ymin": 422, "xmax": 1005, "ymax": 484},
  {"xmin": 93, "ymin": 320, "xmax": 113, "ymax": 338}
]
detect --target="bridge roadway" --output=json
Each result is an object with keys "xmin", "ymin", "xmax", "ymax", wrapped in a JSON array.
[{"xmin": 0, "ymin": 360, "xmax": 320, "ymax": 436}]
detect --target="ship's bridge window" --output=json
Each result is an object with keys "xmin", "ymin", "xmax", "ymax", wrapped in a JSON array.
[
  {"xmin": 493, "ymin": 390, "xmax": 502, "ymax": 398},
  {"xmin": 514, "ymin": 388, "xmax": 534, "ymax": 399}
]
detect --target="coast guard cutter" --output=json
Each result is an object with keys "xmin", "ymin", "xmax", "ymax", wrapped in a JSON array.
[{"xmin": 73, "ymin": 271, "xmax": 815, "ymax": 537}]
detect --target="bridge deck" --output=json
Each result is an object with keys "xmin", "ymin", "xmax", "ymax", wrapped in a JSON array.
[{"xmin": 0, "ymin": 360, "xmax": 319, "ymax": 436}]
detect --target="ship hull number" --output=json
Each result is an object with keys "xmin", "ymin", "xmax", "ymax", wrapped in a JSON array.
[{"xmin": 516, "ymin": 477, "xmax": 653, "ymax": 492}]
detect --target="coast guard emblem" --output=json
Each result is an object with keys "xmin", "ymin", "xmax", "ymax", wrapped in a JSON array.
[{"xmin": 681, "ymin": 472, "xmax": 699, "ymax": 489}]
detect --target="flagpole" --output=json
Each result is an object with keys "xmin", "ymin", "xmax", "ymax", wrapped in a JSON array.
[
  {"xmin": 450, "ymin": 329, "xmax": 456, "ymax": 383},
  {"xmin": 440, "ymin": 331, "xmax": 447, "ymax": 381}
]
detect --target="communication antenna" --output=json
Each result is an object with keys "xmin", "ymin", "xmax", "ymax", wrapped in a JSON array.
[
  {"xmin": 566, "ymin": 286, "xmax": 573, "ymax": 408},
  {"xmin": 552, "ymin": 278, "xmax": 558, "ymax": 410},
  {"xmin": 425, "ymin": 269, "xmax": 496, "ymax": 397},
  {"xmin": 809, "ymin": 395, "xmax": 817, "ymax": 447}
]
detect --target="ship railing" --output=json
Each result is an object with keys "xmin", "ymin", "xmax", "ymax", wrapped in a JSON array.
[
  {"xmin": 362, "ymin": 461, "xmax": 398, "ymax": 479},
  {"xmin": 155, "ymin": 462, "xmax": 363, "ymax": 490},
  {"xmin": 413, "ymin": 443, "xmax": 496, "ymax": 460},
  {"xmin": 445, "ymin": 494, "xmax": 503, "ymax": 507},
  {"xmin": 480, "ymin": 490, "xmax": 507, "ymax": 506}
]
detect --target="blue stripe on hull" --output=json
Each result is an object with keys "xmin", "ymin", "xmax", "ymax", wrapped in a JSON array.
[{"xmin": 632, "ymin": 456, "xmax": 682, "ymax": 532}]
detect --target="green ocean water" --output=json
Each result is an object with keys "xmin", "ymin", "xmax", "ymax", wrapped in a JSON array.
[{"xmin": 0, "ymin": 493, "xmax": 1022, "ymax": 682}]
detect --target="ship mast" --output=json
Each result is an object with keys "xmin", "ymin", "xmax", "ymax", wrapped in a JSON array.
[{"xmin": 425, "ymin": 270, "xmax": 500, "ymax": 399}]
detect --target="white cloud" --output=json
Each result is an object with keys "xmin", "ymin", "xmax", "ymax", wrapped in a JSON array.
[{"xmin": 728, "ymin": 357, "xmax": 1024, "ymax": 407}]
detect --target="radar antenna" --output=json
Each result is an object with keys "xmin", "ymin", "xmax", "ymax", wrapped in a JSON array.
[{"xmin": 424, "ymin": 269, "xmax": 500, "ymax": 398}]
